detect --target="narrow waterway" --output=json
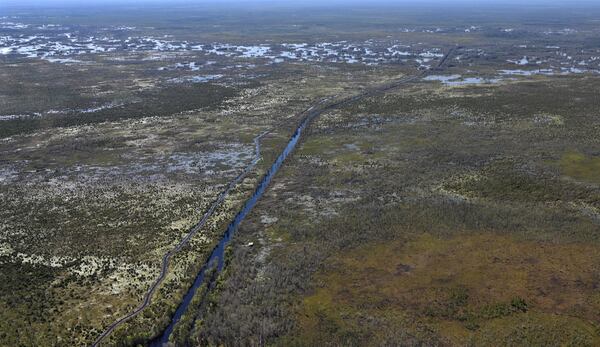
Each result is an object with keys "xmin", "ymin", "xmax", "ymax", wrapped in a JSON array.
[
  {"xmin": 150, "ymin": 106, "xmax": 320, "ymax": 345},
  {"xmin": 149, "ymin": 48, "xmax": 456, "ymax": 345},
  {"xmin": 93, "ymin": 47, "xmax": 455, "ymax": 346}
]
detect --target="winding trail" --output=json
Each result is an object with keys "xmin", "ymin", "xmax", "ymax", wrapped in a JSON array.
[
  {"xmin": 92, "ymin": 131, "xmax": 269, "ymax": 347},
  {"xmin": 93, "ymin": 46, "xmax": 457, "ymax": 346}
]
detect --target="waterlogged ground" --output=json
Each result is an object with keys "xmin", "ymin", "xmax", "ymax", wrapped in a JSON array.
[
  {"xmin": 2, "ymin": 6, "xmax": 600, "ymax": 130},
  {"xmin": 0, "ymin": 17, "xmax": 426, "ymax": 346},
  {"xmin": 2, "ymin": 2, "xmax": 600, "ymax": 346},
  {"xmin": 188, "ymin": 74, "xmax": 600, "ymax": 346},
  {"xmin": 0, "ymin": 112, "xmax": 270, "ymax": 345}
]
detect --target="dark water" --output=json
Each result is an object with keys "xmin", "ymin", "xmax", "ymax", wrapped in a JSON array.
[
  {"xmin": 148, "ymin": 49, "xmax": 456, "ymax": 344},
  {"xmin": 150, "ymin": 109, "xmax": 317, "ymax": 346}
]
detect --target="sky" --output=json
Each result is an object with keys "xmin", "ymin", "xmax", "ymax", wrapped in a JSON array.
[
  {"xmin": 3, "ymin": 0, "xmax": 596, "ymax": 4},
  {"xmin": 2, "ymin": 0, "xmax": 598, "ymax": 11}
]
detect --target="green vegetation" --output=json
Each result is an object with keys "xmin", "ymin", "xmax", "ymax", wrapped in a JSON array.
[
  {"xmin": 289, "ymin": 233, "xmax": 600, "ymax": 345},
  {"xmin": 444, "ymin": 160, "xmax": 600, "ymax": 204},
  {"xmin": 0, "ymin": 82, "xmax": 238, "ymax": 138},
  {"xmin": 560, "ymin": 151, "xmax": 600, "ymax": 184},
  {"xmin": 2, "ymin": 1, "xmax": 600, "ymax": 346},
  {"xmin": 188, "ymin": 66, "xmax": 600, "ymax": 346}
]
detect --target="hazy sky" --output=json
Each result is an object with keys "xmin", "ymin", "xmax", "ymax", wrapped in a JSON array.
[
  {"xmin": 3, "ymin": 0, "xmax": 594, "ymax": 4},
  {"xmin": 2, "ymin": 0, "xmax": 597, "ymax": 11}
]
